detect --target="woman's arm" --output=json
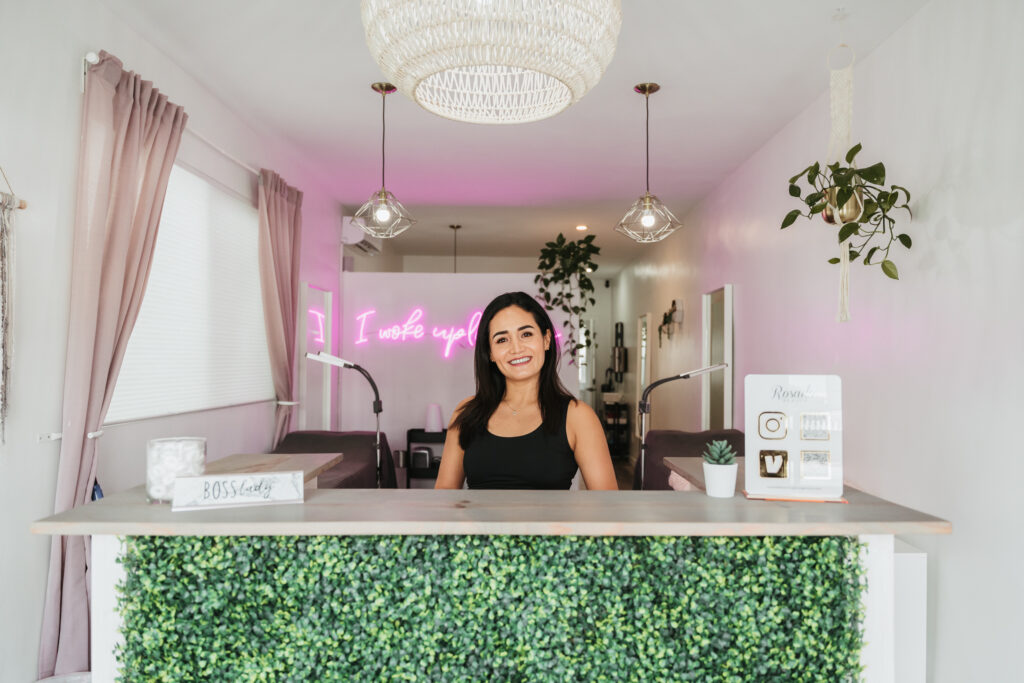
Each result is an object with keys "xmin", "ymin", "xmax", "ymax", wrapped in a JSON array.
[
  {"xmin": 435, "ymin": 398, "xmax": 472, "ymax": 489},
  {"xmin": 567, "ymin": 400, "xmax": 619, "ymax": 490}
]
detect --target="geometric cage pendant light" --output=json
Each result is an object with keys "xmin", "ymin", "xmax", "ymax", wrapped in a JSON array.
[
  {"xmin": 615, "ymin": 83, "xmax": 683, "ymax": 243},
  {"xmin": 352, "ymin": 82, "xmax": 416, "ymax": 239},
  {"xmin": 360, "ymin": 0, "xmax": 623, "ymax": 125}
]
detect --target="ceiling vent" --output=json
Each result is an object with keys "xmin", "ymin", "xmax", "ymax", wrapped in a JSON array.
[{"xmin": 341, "ymin": 215, "xmax": 382, "ymax": 256}]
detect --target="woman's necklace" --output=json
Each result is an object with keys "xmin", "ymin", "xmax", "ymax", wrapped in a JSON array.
[{"xmin": 503, "ymin": 399, "xmax": 530, "ymax": 415}]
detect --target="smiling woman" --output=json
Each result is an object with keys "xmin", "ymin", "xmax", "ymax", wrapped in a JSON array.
[{"xmin": 435, "ymin": 291, "xmax": 618, "ymax": 490}]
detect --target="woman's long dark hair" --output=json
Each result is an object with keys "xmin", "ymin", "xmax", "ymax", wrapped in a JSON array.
[{"xmin": 453, "ymin": 291, "xmax": 573, "ymax": 450}]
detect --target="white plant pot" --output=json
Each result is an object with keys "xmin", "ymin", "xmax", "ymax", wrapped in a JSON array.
[{"xmin": 703, "ymin": 462, "xmax": 738, "ymax": 498}]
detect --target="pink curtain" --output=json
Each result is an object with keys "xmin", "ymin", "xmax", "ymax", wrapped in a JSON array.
[
  {"xmin": 38, "ymin": 51, "xmax": 187, "ymax": 678},
  {"xmin": 258, "ymin": 170, "xmax": 303, "ymax": 446}
]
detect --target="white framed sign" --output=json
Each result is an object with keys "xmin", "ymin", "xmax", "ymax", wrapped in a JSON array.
[
  {"xmin": 172, "ymin": 471, "xmax": 305, "ymax": 511},
  {"xmin": 744, "ymin": 375, "xmax": 843, "ymax": 500}
]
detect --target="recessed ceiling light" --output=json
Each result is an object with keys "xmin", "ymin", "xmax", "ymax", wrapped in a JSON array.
[{"xmin": 576, "ymin": 224, "xmax": 589, "ymax": 231}]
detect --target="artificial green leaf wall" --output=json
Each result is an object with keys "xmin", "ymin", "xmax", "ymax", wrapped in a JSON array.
[{"xmin": 118, "ymin": 535, "xmax": 863, "ymax": 682}]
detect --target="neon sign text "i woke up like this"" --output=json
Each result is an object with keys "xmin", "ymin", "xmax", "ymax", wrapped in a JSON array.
[{"xmin": 354, "ymin": 308, "xmax": 483, "ymax": 358}]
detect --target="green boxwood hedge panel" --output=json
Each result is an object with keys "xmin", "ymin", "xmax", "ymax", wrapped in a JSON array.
[{"xmin": 117, "ymin": 535, "xmax": 863, "ymax": 682}]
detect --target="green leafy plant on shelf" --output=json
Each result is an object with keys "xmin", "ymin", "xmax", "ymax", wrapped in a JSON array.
[
  {"xmin": 781, "ymin": 142, "xmax": 913, "ymax": 280},
  {"xmin": 702, "ymin": 439, "xmax": 737, "ymax": 465},
  {"xmin": 535, "ymin": 232, "xmax": 600, "ymax": 363}
]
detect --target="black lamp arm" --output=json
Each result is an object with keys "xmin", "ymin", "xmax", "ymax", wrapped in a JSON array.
[
  {"xmin": 639, "ymin": 364, "xmax": 728, "ymax": 414},
  {"xmin": 636, "ymin": 363, "xmax": 728, "ymax": 491},
  {"xmin": 349, "ymin": 363, "xmax": 383, "ymax": 414},
  {"xmin": 304, "ymin": 351, "xmax": 385, "ymax": 488}
]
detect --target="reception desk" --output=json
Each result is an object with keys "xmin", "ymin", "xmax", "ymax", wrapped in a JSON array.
[{"xmin": 33, "ymin": 483, "xmax": 949, "ymax": 681}]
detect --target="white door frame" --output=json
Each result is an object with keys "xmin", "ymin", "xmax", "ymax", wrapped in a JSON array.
[
  {"xmin": 297, "ymin": 282, "xmax": 333, "ymax": 430},
  {"xmin": 701, "ymin": 285, "xmax": 733, "ymax": 430}
]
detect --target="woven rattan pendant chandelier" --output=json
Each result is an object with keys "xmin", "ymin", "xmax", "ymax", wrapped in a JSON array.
[
  {"xmin": 615, "ymin": 83, "xmax": 682, "ymax": 243},
  {"xmin": 360, "ymin": 0, "xmax": 622, "ymax": 125},
  {"xmin": 352, "ymin": 82, "xmax": 416, "ymax": 239}
]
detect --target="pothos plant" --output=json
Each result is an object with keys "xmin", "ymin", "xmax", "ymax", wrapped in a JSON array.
[
  {"xmin": 781, "ymin": 142, "xmax": 913, "ymax": 279},
  {"xmin": 535, "ymin": 232, "xmax": 600, "ymax": 364}
]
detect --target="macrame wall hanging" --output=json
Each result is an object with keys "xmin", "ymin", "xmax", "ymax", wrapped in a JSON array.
[
  {"xmin": 827, "ymin": 44, "xmax": 855, "ymax": 322},
  {"xmin": 0, "ymin": 165, "xmax": 25, "ymax": 442},
  {"xmin": 780, "ymin": 15, "xmax": 913, "ymax": 316}
]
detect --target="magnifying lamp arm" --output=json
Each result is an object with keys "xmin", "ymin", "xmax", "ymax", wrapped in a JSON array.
[
  {"xmin": 350, "ymin": 364, "xmax": 383, "ymax": 415},
  {"xmin": 305, "ymin": 351, "xmax": 384, "ymax": 486},
  {"xmin": 637, "ymin": 363, "xmax": 728, "ymax": 490},
  {"xmin": 306, "ymin": 352, "xmax": 382, "ymax": 415}
]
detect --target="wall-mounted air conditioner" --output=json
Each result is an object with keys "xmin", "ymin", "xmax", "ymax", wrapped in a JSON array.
[{"xmin": 341, "ymin": 216, "xmax": 382, "ymax": 256}]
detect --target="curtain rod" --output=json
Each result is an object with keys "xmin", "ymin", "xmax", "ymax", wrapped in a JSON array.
[
  {"xmin": 184, "ymin": 127, "xmax": 261, "ymax": 177},
  {"xmin": 82, "ymin": 51, "xmax": 260, "ymax": 178}
]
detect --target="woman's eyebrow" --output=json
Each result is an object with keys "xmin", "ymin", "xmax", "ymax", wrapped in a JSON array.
[{"xmin": 491, "ymin": 324, "xmax": 536, "ymax": 339}]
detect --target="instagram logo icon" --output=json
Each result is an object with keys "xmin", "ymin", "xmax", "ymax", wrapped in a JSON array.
[{"xmin": 758, "ymin": 412, "xmax": 788, "ymax": 439}]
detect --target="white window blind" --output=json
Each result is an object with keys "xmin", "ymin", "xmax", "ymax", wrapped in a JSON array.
[{"xmin": 105, "ymin": 164, "xmax": 275, "ymax": 423}]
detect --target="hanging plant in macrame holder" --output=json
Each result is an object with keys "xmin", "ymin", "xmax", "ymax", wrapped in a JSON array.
[{"xmin": 779, "ymin": 44, "xmax": 913, "ymax": 321}]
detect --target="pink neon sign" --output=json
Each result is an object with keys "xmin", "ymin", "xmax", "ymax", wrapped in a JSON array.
[{"xmin": 354, "ymin": 308, "xmax": 482, "ymax": 358}]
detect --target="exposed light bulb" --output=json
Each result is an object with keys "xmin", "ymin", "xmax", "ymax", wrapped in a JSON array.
[
  {"xmin": 640, "ymin": 212, "xmax": 656, "ymax": 228},
  {"xmin": 576, "ymin": 224, "xmax": 589, "ymax": 231},
  {"xmin": 585, "ymin": 266, "xmax": 593, "ymax": 273},
  {"xmin": 374, "ymin": 206, "xmax": 392, "ymax": 223}
]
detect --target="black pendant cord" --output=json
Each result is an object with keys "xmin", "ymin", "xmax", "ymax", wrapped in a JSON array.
[
  {"xmin": 645, "ymin": 92, "xmax": 650, "ymax": 194},
  {"xmin": 381, "ymin": 92, "xmax": 387, "ymax": 189}
]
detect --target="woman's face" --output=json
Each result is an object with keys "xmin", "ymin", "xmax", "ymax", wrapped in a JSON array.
[{"xmin": 488, "ymin": 305, "xmax": 551, "ymax": 381}]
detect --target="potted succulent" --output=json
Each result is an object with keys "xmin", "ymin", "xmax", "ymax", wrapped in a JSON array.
[
  {"xmin": 702, "ymin": 439, "xmax": 738, "ymax": 498},
  {"xmin": 780, "ymin": 142, "xmax": 913, "ymax": 280}
]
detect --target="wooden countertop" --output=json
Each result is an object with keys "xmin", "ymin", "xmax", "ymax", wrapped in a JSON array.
[
  {"xmin": 32, "ymin": 484, "xmax": 951, "ymax": 538},
  {"xmin": 205, "ymin": 451, "xmax": 344, "ymax": 484}
]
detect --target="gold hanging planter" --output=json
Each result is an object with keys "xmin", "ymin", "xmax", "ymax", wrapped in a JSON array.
[{"xmin": 822, "ymin": 185, "xmax": 864, "ymax": 224}]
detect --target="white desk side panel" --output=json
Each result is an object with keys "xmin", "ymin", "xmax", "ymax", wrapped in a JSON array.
[
  {"xmin": 92, "ymin": 535, "xmax": 125, "ymax": 683},
  {"xmin": 895, "ymin": 539, "xmax": 928, "ymax": 683},
  {"xmin": 859, "ymin": 534, "xmax": 895, "ymax": 683}
]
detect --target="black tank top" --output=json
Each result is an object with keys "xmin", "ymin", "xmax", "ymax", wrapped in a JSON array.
[{"xmin": 463, "ymin": 399, "xmax": 577, "ymax": 489}]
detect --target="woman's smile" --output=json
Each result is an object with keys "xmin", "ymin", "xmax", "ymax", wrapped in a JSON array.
[{"xmin": 488, "ymin": 305, "xmax": 550, "ymax": 380}]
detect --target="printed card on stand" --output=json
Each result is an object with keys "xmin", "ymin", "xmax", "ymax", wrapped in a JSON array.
[
  {"xmin": 172, "ymin": 471, "xmax": 305, "ymax": 511},
  {"xmin": 744, "ymin": 375, "xmax": 843, "ymax": 501}
]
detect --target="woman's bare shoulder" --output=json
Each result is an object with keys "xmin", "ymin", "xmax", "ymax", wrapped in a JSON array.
[{"xmin": 566, "ymin": 397, "xmax": 597, "ymax": 418}]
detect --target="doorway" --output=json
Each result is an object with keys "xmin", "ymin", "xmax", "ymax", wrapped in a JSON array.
[{"xmin": 701, "ymin": 285, "xmax": 733, "ymax": 429}]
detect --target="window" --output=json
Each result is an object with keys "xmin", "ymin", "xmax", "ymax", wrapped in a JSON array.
[{"xmin": 105, "ymin": 165, "xmax": 275, "ymax": 423}]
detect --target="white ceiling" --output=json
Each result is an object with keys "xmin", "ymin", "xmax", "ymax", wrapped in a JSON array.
[{"xmin": 99, "ymin": 0, "xmax": 929, "ymax": 274}]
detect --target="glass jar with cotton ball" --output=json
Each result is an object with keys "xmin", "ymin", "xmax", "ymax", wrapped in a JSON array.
[{"xmin": 146, "ymin": 437, "xmax": 206, "ymax": 503}]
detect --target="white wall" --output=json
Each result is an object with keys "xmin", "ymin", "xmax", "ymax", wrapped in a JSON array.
[
  {"xmin": 338, "ymin": 273, "xmax": 579, "ymax": 450},
  {"xmin": 0, "ymin": 2, "xmax": 342, "ymax": 680},
  {"xmin": 613, "ymin": 0, "xmax": 1023, "ymax": 678}
]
